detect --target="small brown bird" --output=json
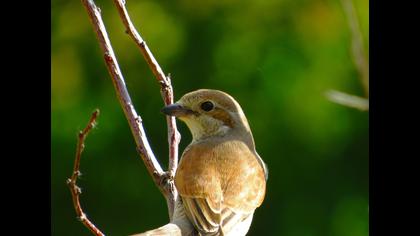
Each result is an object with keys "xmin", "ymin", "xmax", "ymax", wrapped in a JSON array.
[{"xmin": 161, "ymin": 89, "xmax": 268, "ymax": 236}]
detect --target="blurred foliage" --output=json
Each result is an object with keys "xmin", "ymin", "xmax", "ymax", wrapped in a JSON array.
[{"xmin": 52, "ymin": 0, "xmax": 368, "ymax": 235}]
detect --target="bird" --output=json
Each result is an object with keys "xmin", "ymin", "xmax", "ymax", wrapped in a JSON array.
[{"xmin": 160, "ymin": 89, "xmax": 268, "ymax": 236}]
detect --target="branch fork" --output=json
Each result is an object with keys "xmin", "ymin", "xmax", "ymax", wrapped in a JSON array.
[
  {"xmin": 327, "ymin": 0, "xmax": 369, "ymax": 111},
  {"xmin": 68, "ymin": 0, "xmax": 187, "ymax": 235}
]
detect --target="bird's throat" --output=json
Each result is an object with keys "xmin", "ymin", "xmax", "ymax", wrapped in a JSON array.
[{"xmin": 182, "ymin": 117, "xmax": 230, "ymax": 143}]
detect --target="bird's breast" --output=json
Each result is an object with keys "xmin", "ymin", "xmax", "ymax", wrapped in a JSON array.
[{"xmin": 175, "ymin": 139, "xmax": 266, "ymax": 211}]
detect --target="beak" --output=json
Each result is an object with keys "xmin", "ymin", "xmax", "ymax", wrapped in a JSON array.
[{"xmin": 161, "ymin": 103, "xmax": 193, "ymax": 117}]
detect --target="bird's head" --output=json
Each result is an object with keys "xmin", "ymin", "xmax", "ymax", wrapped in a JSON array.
[{"xmin": 161, "ymin": 89, "xmax": 253, "ymax": 144}]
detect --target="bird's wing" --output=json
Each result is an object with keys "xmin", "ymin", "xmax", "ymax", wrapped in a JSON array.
[
  {"xmin": 175, "ymin": 140, "xmax": 266, "ymax": 235},
  {"xmin": 182, "ymin": 197, "xmax": 221, "ymax": 235},
  {"xmin": 181, "ymin": 197, "xmax": 251, "ymax": 236}
]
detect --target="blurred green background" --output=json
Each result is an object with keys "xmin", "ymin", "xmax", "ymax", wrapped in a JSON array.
[{"xmin": 52, "ymin": 0, "xmax": 368, "ymax": 235}]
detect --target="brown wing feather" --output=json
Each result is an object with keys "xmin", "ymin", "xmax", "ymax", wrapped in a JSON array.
[
  {"xmin": 182, "ymin": 197, "xmax": 252, "ymax": 236},
  {"xmin": 182, "ymin": 197, "xmax": 220, "ymax": 235},
  {"xmin": 175, "ymin": 139, "xmax": 266, "ymax": 235}
]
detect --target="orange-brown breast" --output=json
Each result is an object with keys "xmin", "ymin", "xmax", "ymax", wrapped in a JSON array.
[{"xmin": 175, "ymin": 139, "xmax": 266, "ymax": 214}]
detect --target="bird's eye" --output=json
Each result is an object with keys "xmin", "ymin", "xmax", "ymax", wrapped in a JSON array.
[{"xmin": 200, "ymin": 101, "xmax": 214, "ymax": 112}]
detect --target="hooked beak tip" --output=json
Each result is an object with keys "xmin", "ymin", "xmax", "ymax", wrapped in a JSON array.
[{"xmin": 161, "ymin": 103, "xmax": 188, "ymax": 117}]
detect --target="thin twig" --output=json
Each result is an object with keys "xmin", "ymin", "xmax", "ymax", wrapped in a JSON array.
[
  {"xmin": 326, "ymin": 0, "xmax": 369, "ymax": 111},
  {"xmin": 80, "ymin": 0, "xmax": 168, "ymax": 199},
  {"xmin": 341, "ymin": 0, "xmax": 369, "ymax": 97},
  {"xmin": 325, "ymin": 90, "xmax": 369, "ymax": 111},
  {"xmin": 112, "ymin": 0, "xmax": 180, "ymax": 219},
  {"xmin": 67, "ymin": 109, "xmax": 105, "ymax": 236}
]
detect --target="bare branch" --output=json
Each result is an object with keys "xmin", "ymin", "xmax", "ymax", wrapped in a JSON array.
[
  {"xmin": 80, "ymin": 0, "xmax": 169, "ymax": 199},
  {"xmin": 67, "ymin": 109, "xmax": 105, "ymax": 236},
  {"xmin": 341, "ymin": 0, "xmax": 369, "ymax": 97},
  {"xmin": 325, "ymin": 90, "xmax": 369, "ymax": 111},
  {"xmin": 112, "ymin": 0, "xmax": 181, "ymax": 219},
  {"xmin": 326, "ymin": 0, "xmax": 369, "ymax": 111},
  {"xmin": 78, "ymin": 0, "xmax": 188, "ymax": 234}
]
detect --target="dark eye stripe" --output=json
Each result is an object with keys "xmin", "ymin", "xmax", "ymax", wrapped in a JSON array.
[
  {"xmin": 200, "ymin": 101, "xmax": 214, "ymax": 112},
  {"xmin": 212, "ymin": 108, "xmax": 235, "ymax": 128}
]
